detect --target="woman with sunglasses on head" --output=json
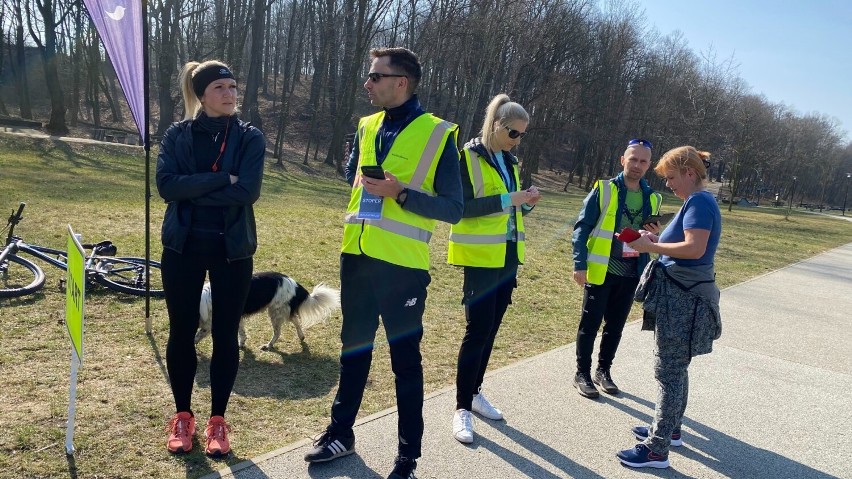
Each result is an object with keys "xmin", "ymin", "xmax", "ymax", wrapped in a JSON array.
[
  {"xmin": 617, "ymin": 146, "xmax": 722, "ymax": 469},
  {"xmin": 156, "ymin": 60, "xmax": 265, "ymax": 457},
  {"xmin": 448, "ymin": 93, "xmax": 541, "ymax": 444}
]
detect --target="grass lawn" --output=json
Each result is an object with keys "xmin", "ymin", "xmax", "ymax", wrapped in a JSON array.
[{"xmin": 1, "ymin": 134, "xmax": 851, "ymax": 478}]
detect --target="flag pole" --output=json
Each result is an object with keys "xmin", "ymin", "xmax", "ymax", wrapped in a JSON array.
[{"xmin": 142, "ymin": 0, "xmax": 153, "ymax": 331}]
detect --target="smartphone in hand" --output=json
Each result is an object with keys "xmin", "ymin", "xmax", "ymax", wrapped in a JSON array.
[
  {"xmin": 361, "ymin": 165, "xmax": 385, "ymax": 179},
  {"xmin": 615, "ymin": 227, "xmax": 641, "ymax": 243},
  {"xmin": 642, "ymin": 212, "xmax": 675, "ymax": 227}
]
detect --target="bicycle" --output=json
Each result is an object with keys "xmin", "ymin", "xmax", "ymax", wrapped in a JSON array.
[{"xmin": 0, "ymin": 202, "xmax": 165, "ymax": 298}]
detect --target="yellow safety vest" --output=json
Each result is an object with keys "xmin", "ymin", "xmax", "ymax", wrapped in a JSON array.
[
  {"xmin": 448, "ymin": 148, "xmax": 525, "ymax": 267},
  {"xmin": 586, "ymin": 179, "xmax": 661, "ymax": 285},
  {"xmin": 341, "ymin": 111, "xmax": 458, "ymax": 270}
]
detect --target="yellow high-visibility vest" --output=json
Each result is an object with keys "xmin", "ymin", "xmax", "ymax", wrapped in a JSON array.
[
  {"xmin": 448, "ymin": 148, "xmax": 525, "ymax": 267},
  {"xmin": 341, "ymin": 111, "xmax": 458, "ymax": 270},
  {"xmin": 586, "ymin": 180, "xmax": 661, "ymax": 285}
]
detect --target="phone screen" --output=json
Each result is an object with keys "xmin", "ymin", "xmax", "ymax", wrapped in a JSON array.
[
  {"xmin": 643, "ymin": 212, "xmax": 674, "ymax": 226},
  {"xmin": 361, "ymin": 165, "xmax": 385, "ymax": 179}
]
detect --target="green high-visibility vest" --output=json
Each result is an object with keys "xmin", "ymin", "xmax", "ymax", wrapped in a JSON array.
[
  {"xmin": 448, "ymin": 148, "xmax": 525, "ymax": 267},
  {"xmin": 341, "ymin": 111, "xmax": 458, "ymax": 270},
  {"xmin": 586, "ymin": 179, "xmax": 661, "ymax": 285}
]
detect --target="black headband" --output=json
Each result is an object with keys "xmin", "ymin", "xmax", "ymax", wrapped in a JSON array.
[{"xmin": 192, "ymin": 64, "xmax": 235, "ymax": 98}]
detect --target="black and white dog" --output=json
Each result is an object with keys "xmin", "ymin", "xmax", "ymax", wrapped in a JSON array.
[{"xmin": 195, "ymin": 272, "xmax": 340, "ymax": 350}]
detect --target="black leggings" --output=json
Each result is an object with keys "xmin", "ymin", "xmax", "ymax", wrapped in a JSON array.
[
  {"xmin": 161, "ymin": 236, "xmax": 252, "ymax": 417},
  {"xmin": 455, "ymin": 242, "xmax": 518, "ymax": 411}
]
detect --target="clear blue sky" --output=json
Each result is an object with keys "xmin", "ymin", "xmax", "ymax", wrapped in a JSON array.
[{"xmin": 637, "ymin": 0, "xmax": 852, "ymax": 142}]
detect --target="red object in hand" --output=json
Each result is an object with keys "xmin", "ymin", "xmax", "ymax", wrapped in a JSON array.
[{"xmin": 615, "ymin": 227, "xmax": 641, "ymax": 243}]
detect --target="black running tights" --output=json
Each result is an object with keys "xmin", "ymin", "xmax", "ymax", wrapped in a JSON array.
[{"xmin": 161, "ymin": 237, "xmax": 252, "ymax": 418}]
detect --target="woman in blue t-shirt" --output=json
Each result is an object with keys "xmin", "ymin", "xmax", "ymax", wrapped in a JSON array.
[{"xmin": 616, "ymin": 146, "xmax": 722, "ymax": 469}]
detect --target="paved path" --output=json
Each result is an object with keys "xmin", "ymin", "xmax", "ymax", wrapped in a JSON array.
[
  {"xmin": 1, "ymin": 126, "xmax": 141, "ymax": 146},
  {"xmin": 204, "ymin": 244, "xmax": 852, "ymax": 479}
]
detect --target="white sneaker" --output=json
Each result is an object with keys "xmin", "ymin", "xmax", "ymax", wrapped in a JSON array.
[
  {"xmin": 452, "ymin": 409, "xmax": 474, "ymax": 444},
  {"xmin": 472, "ymin": 389, "xmax": 503, "ymax": 420}
]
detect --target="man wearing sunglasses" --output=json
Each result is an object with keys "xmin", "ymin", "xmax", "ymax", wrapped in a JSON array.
[
  {"xmin": 571, "ymin": 139, "xmax": 662, "ymax": 399},
  {"xmin": 305, "ymin": 47, "xmax": 462, "ymax": 479}
]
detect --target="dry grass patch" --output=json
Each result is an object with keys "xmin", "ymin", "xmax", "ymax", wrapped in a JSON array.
[{"xmin": 1, "ymin": 134, "xmax": 850, "ymax": 478}]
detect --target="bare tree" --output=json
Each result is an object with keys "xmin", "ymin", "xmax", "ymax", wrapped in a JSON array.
[
  {"xmin": 152, "ymin": 0, "xmax": 181, "ymax": 133},
  {"xmin": 241, "ymin": 0, "xmax": 271, "ymax": 129},
  {"xmin": 9, "ymin": 0, "xmax": 32, "ymax": 118}
]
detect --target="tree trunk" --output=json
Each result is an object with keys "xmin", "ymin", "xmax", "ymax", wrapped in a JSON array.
[
  {"xmin": 31, "ymin": 0, "xmax": 68, "ymax": 134},
  {"xmin": 102, "ymin": 70, "xmax": 124, "ymax": 122},
  {"xmin": 155, "ymin": 0, "xmax": 179, "ymax": 132},
  {"xmin": 273, "ymin": 0, "xmax": 304, "ymax": 165},
  {"xmin": 13, "ymin": 1, "xmax": 32, "ymax": 119},
  {"xmin": 241, "ymin": 0, "xmax": 267, "ymax": 130}
]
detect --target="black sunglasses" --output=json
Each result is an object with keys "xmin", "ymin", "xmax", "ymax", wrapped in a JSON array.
[
  {"xmin": 504, "ymin": 125, "xmax": 527, "ymax": 139},
  {"xmin": 367, "ymin": 72, "xmax": 407, "ymax": 83},
  {"xmin": 628, "ymin": 138, "xmax": 653, "ymax": 149}
]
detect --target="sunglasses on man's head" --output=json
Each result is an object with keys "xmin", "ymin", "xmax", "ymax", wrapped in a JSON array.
[
  {"xmin": 504, "ymin": 125, "xmax": 527, "ymax": 139},
  {"xmin": 367, "ymin": 72, "xmax": 407, "ymax": 83},
  {"xmin": 628, "ymin": 138, "xmax": 653, "ymax": 149}
]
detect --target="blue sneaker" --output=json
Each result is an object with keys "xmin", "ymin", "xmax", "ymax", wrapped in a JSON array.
[
  {"xmin": 617, "ymin": 444, "xmax": 670, "ymax": 468},
  {"xmin": 632, "ymin": 425, "xmax": 683, "ymax": 446}
]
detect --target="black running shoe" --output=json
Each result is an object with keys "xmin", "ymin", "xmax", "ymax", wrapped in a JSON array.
[
  {"xmin": 573, "ymin": 371, "xmax": 600, "ymax": 398},
  {"xmin": 387, "ymin": 455, "xmax": 417, "ymax": 479},
  {"xmin": 593, "ymin": 368, "xmax": 620, "ymax": 395},
  {"xmin": 303, "ymin": 430, "xmax": 355, "ymax": 463}
]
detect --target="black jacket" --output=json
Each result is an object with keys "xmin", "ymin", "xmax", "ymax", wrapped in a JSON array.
[{"xmin": 155, "ymin": 117, "xmax": 265, "ymax": 260}]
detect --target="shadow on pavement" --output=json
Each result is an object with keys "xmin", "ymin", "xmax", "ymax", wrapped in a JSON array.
[
  {"xmin": 607, "ymin": 392, "xmax": 835, "ymax": 479},
  {"xmin": 307, "ymin": 453, "xmax": 383, "ymax": 479},
  {"xmin": 482, "ymin": 422, "xmax": 607, "ymax": 479}
]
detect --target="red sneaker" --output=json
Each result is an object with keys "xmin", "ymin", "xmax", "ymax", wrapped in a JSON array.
[
  {"xmin": 166, "ymin": 412, "xmax": 196, "ymax": 453},
  {"xmin": 205, "ymin": 416, "xmax": 232, "ymax": 457}
]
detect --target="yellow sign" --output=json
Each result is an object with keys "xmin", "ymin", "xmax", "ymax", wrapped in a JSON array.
[{"xmin": 65, "ymin": 226, "xmax": 85, "ymax": 365}]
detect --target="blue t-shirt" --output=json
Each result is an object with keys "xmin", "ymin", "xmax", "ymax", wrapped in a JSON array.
[{"xmin": 658, "ymin": 191, "xmax": 721, "ymax": 267}]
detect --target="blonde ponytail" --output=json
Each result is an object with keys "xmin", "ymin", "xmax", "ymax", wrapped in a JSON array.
[
  {"xmin": 179, "ymin": 61, "xmax": 202, "ymax": 120},
  {"xmin": 480, "ymin": 94, "xmax": 530, "ymax": 151}
]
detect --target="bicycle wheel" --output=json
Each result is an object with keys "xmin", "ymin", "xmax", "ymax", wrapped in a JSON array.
[
  {"xmin": 93, "ymin": 257, "xmax": 165, "ymax": 297},
  {"xmin": 0, "ymin": 255, "xmax": 46, "ymax": 298}
]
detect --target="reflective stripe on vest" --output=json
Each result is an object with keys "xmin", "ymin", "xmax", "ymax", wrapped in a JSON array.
[
  {"xmin": 585, "ymin": 180, "xmax": 661, "ymax": 285},
  {"xmin": 344, "ymin": 213, "xmax": 433, "ymax": 243},
  {"xmin": 355, "ymin": 120, "xmax": 452, "ymax": 196},
  {"xmin": 343, "ymin": 112, "xmax": 457, "ymax": 270},
  {"xmin": 448, "ymin": 148, "xmax": 525, "ymax": 268}
]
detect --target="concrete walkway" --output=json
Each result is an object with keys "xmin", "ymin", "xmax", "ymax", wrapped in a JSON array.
[{"xmin": 205, "ymin": 244, "xmax": 852, "ymax": 479}]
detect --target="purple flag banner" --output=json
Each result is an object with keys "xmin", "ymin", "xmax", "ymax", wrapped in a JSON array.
[{"xmin": 82, "ymin": 0, "xmax": 146, "ymax": 143}]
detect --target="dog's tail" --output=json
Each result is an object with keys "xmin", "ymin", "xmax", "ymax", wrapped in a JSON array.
[
  {"xmin": 200, "ymin": 282, "xmax": 213, "ymax": 322},
  {"xmin": 296, "ymin": 282, "xmax": 341, "ymax": 330}
]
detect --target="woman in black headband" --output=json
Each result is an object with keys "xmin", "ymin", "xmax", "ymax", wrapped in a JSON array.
[{"xmin": 156, "ymin": 60, "xmax": 265, "ymax": 458}]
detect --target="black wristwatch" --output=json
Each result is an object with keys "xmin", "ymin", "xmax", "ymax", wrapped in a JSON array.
[{"xmin": 396, "ymin": 188, "xmax": 409, "ymax": 206}]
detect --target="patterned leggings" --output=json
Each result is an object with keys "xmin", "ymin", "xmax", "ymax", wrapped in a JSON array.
[{"xmin": 646, "ymin": 331, "xmax": 691, "ymax": 455}]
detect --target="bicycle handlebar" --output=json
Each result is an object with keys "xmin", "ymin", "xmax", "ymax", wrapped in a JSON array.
[{"xmin": 3, "ymin": 202, "xmax": 25, "ymax": 243}]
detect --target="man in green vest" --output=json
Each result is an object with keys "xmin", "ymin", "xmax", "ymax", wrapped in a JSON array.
[
  {"xmin": 571, "ymin": 139, "xmax": 662, "ymax": 399},
  {"xmin": 304, "ymin": 47, "xmax": 462, "ymax": 479}
]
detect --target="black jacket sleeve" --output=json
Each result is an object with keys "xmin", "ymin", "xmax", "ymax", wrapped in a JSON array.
[
  {"xmin": 155, "ymin": 123, "xmax": 232, "ymax": 202},
  {"xmin": 190, "ymin": 128, "xmax": 265, "ymax": 206},
  {"xmin": 401, "ymin": 134, "xmax": 463, "ymax": 224}
]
